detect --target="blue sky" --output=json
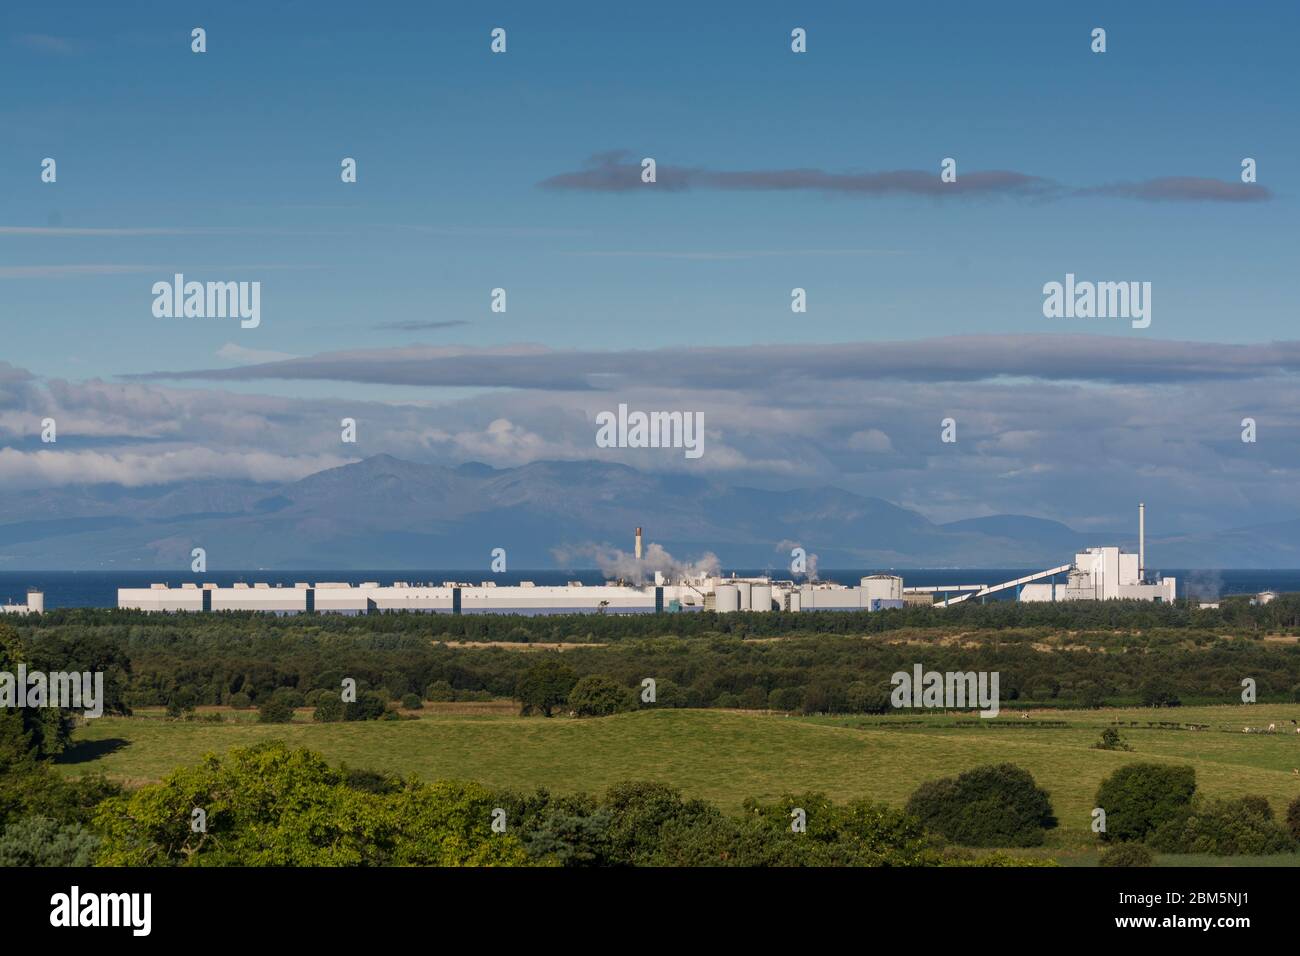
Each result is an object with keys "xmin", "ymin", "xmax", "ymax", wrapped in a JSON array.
[{"xmin": 1, "ymin": 0, "xmax": 1298, "ymax": 534}]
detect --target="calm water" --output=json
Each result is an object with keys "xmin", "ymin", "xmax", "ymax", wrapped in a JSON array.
[{"xmin": 0, "ymin": 569, "xmax": 1293, "ymax": 610}]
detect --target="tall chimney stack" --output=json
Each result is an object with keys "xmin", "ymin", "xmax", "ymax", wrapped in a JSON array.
[
  {"xmin": 635, "ymin": 527, "xmax": 643, "ymax": 561},
  {"xmin": 1138, "ymin": 502, "xmax": 1145, "ymax": 583}
]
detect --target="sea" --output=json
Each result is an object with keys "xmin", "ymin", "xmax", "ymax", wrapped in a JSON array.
[{"xmin": 0, "ymin": 569, "xmax": 1294, "ymax": 610}]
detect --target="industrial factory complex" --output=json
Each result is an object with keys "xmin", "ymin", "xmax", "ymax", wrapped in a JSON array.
[{"xmin": 109, "ymin": 506, "xmax": 1179, "ymax": 616}]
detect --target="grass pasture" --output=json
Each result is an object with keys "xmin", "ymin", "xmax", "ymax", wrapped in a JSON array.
[{"xmin": 56, "ymin": 702, "xmax": 1300, "ymax": 862}]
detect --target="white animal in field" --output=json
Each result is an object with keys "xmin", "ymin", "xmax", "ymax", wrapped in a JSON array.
[{"xmin": 1269, "ymin": 723, "xmax": 1276, "ymax": 732}]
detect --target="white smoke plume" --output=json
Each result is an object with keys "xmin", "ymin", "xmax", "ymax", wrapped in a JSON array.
[
  {"xmin": 553, "ymin": 541, "xmax": 721, "ymax": 585},
  {"xmin": 775, "ymin": 539, "xmax": 820, "ymax": 582}
]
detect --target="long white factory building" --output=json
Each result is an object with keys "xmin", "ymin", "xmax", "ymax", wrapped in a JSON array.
[
  {"xmin": 115, "ymin": 505, "xmax": 1176, "ymax": 615},
  {"xmin": 114, "ymin": 573, "xmax": 912, "ymax": 615}
]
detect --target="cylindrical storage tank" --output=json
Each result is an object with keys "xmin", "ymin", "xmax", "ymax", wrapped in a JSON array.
[
  {"xmin": 735, "ymin": 581, "xmax": 752, "ymax": 610},
  {"xmin": 750, "ymin": 584, "xmax": 772, "ymax": 612},
  {"xmin": 787, "ymin": 590, "xmax": 801, "ymax": 612},
  {"xmin": 714, "ymin": 585, "xmax": 739, "ymax": 614},
  {"xmin": 27, "ymin": 591, "xmax": 44, "ymax": 613},
  {"xmin": 860, "ymin": 575, "xmax": 903, "ymax": 603}
]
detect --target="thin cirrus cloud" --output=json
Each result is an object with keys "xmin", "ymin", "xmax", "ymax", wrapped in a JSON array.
[
  {"xmin": 539, "ymin": 150, "xmax": 1057, "ymax": 199},
  {"xmin": 126, "ymin": 335, "xmax": 1300, "ymax": 391},
  {"xmin": 539, "ymin": 151, "xmax": 1272, "ymax": 203},
  {"xmin": 1074, "ymin": 176, "xmax": 1273, "ymax": 202}
]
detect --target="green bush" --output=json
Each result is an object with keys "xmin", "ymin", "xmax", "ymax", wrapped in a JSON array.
[
  {"xmin": 1139, "ymin": 678, "xmax": 1180, "ymax": 708},
  {"xmin": 350, "ymin": 691, "xmax": 388, "ymax": 721},
  {"xmin": 767, "ymin": 687, "xmax": 804, "ymax": 712},
  {"xmin": 228, "ymin": 692, "xmax": 252, "ymax": 710},
  {"xmin": 424, "ymin": 680, "xmax": 455, "ymax": 702},
  {"xmin": 400, "ymin": 693, "xmax": 422, "ymax": 710},
  {"xmin": 1149, "ymin": 796, "xmax": 1296, "ymax": 856},
  {"xmin": 1287, "ymin": 795, "xmax": 1300, "ymax": 842},
  {"xmin": 1093, "ymin": 727, "xmax": 1132, "ymax": 751},
  {"xmin": 905, "ymin": 763, "xmax": 1057, "ymax": 847},
  {"xmin": 1099, "ymin": 842, "xmax": 1154, "ymax": 867},
  {"xmin": 737, "ymin": 686, "xmax": 768, "ymax": 710},
  {"xmin": 0, "ymin": 815, "xmax": 99, "ymax": 866},
  {"xmin": 845, "ymin": 681, "xmax": 891, "ymax": 714},
  {"xmin": 567, "ymin": 675, "xmax": 630, "ymax": 717},
  {"xmin": 271, "ymin": 688, "xmax": 305, "ymax": 709},
  {"xmin": 1094, "ymin": 763, "xmax": 1196, "ymax": 844},
  {"xmin": 1076, "ymin": 682, "xmax": 1107, "ymax": 708},
  {"xmin": 313, "ymin": 695, "xmax": 345, "ymax": 722},
  {"xmin": 257, "ymin": 697, "xmax": 295, "ymax": 724},
  {"xmin": 515, "ymin": 659, "xmax": 578, "ymax": 717}
]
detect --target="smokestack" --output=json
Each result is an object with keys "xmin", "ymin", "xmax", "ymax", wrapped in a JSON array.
[
  {"xmin": 635, "ymin": 527, "xmax": 643, "ymax": 561},
  {"xmin": 1138, "ymin": 502, "xmax": 1145, "ymax": 583}
]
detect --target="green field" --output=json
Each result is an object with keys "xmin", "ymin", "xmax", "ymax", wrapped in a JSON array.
[{"xmin": 56, "ymin": 701, "xmax": 1300, "ymax": 863}]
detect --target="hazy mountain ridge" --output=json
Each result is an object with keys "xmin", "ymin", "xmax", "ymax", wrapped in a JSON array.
[{"xmin": 0, "ymin": 456, "xmax": 1292, "ymax": 570}]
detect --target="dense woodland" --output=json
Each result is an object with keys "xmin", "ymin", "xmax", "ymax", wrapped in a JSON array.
[{"xmin": 7, "ymin": 596, "xmax": 1300, "ymax": 714}]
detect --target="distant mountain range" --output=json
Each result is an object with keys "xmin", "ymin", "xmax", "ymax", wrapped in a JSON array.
[{"xmin": 0, "ymin": 455, "xmax": 1296, "ymax": 570}]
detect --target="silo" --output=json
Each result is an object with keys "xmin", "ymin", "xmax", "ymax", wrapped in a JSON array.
[
  {"xmin": 860, "ymin": 574, "xmax": 903, "ymax": 603},
  {"xmin": 750, "ymin": 584, "xmax": 772, "ymax": 612},
  {"xmin": 714, "ymin": 585, "xmax": 740, "ymax": 613},
  {"xmin": 787, "ymin": 590, "xmax": 801, "ymax": 612},
  {"xmin": 736, "ymin": 581, "xmax": 752, "ymax": 610},
  {"xmin": 26, "ymin": 590, "xmax": 44, "ymax": 614}
]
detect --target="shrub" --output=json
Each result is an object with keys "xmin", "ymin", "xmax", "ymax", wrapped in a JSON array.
[
  {"xmin": 567, "ymin": 676, "xmax": 630, "ymax": 717},
  {"xmin": 304, "ymin": 688, "xmax": 331, "ymax": 707},
  {"xmin": 1094, "ymin": 763, "xmax": 1196, "ymax": 843},
  {"xmin": 737, "ymin": 686, "xmax": 768, "ymax": 710},
  {"xmin": 523, "ymin": 810, "xmax": 613, "ymax": 866},
  {"xmin": 424, "ymin": 680, "xmax": 455, "ymax": 702},
  {"xmin": 313, "ymin": 695, "xmax": 345, "ymax": 722},
  {"xmin": 767, "ymin": 687, "xmax": 804, "ymax": 712},
  {"xmin": 271, "ymin": 688, "xmax": 305, "ymax": 709},
  {"xmin": 515, "ymin": 659, "xmax": 578, "ymax": 717},
  {"xmin": 257, "ymin": 697, "xmax": 295, "ymax": 724},
  {"xmin": 601, "ymin": 781, "xmax": 719, "ymax": 865},
  {"xmin": 311, "ymin": 690, "xmax": 386, "ymax": 721},
  {"xmin": 1093, "ymin": 727, "xmax": 1132, "ymax": 751},
  {"xmin": 1139, "ymin": 678, "xmax": 1180, "ymax": 708},
  {"xmin": 801, "ymin": 681, "xmax": 848, "ymax": 714},
  {"xmin": 349, "ymin": 692, "xmax": 388, "ymax": 721},
  {"xmin": 1285, "ymin": 795, "xmax": 1300, "ymax": 842},
  {"xmin": 1149, "ymin": 796, "xmax": 1296, "ymax": 856},
  {"xmin": 845, "ymin": 681, "xmax": 891, "ymax": 715},
  {"xmin": 0, "ymin": 816, "xmax": 99, "ymax": 866},
  {"xmin": 228, "ymin": 692, "xmax": 251, "ymax": 710},
  {"xmin": 905, "ymin": 763, "xmax": 1057, "ymax": 847},
  {"xmin": 400, "ymin": 693, "xmax": 422, "ymax": 711},
  {"xmin": 1240, "ymin": 795, "xmax": 1273, "ymax": 821},
  {"xmin": 1075, "ymin": 682, "xmax": 1106, "ymax": 708},
  {"xmin": 1099, "ymin": 842, "xmax": 1154, "ymax": 867}
]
